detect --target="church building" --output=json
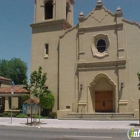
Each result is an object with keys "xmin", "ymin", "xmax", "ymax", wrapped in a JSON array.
[{"xmin": 31, "ymin": 0, "xmax": 140, "ymax": 118}]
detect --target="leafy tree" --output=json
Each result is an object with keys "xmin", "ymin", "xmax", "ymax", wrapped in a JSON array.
[
  {"xmin": 18, "ymin": 94, "xmax": 30, "ymax": 109},
  {"xmin": 0, "ymin": 58, "xmax": 27, "ymax": 85},
  {"xmin": 21, "ymin": 95, "xmax": 30, "ymax": 104},
  {"xmin": 25, "ymin": 66, "xmax": 55, "ymax": 111},
  {"xmin": 25, "ymin": 66, "xmax": 48, "ymax": 97},
  {"xmin": 0, "ymin": 59, "xmax": 11, "ymax": 79}
]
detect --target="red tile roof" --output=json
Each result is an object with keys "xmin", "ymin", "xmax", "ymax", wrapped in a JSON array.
[
  {"xmin": 0, "ymin": 76, "xmax": 11, "ymax": 82},
  {"xmin": 0, "ymin": 86, "xmax": 29, "ymax": 94},
  {"xmin": 24, "ymin": 98, "xmax": 39, "ymax": 104}
]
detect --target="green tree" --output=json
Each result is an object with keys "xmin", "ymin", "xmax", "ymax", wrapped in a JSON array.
[
  {"xmin": 0, "ymin": 58, "xmax": 27, "ymax": 85},
  {"xmin": 25, "ymin": 66, "xmax": 48, "ymax": 97},
  {"xmin": 24, "ymin": 66, "xmax": 54, "ymax": 109},
  {"xmin": 21, "ymin": 95, "xmax": 30, "ymax": 104},
  {"xmin": 18, "ymin": 94, "xmax": 30, "ymax": 109},
  {"xmin": 0, "ymin": 59, "xmax": 10, "ymax": 78}
]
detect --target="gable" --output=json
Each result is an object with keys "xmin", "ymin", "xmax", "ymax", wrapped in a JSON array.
[{"xmin": 83, "ymin": 7, "xmax": 116, "ymax": 27}]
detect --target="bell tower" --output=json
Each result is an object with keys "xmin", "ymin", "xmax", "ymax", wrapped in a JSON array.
[
  {"xmin": 34, "ymin": 0, "xmax": 74, "ymax": 26},
  {"xmin": 31, "ymin": 0, "xmax": 74, "ymax": 111}
]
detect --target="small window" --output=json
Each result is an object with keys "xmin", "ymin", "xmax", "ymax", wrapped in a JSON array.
[
  {"xmin": 45, "ymin": 0, "xmax": 53, "ymax": 20},
  {"xmin": 66, "ymin": 2, "xmax": 70, "ymax": 20},
  {"xmin": 45, "ymin": 44, "xmax": 49, "ymax": 55},
  {"xmin": 97, "ymin": 39, "xmax": 106, "ymax": 53},
  {"xmin": 44, "ymin": 44, "xmax": 49, "ymax": 59}
]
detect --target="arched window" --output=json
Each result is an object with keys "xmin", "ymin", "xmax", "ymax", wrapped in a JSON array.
[
  {"xmin": 96, "ymin": 39, "xmax": 106, "ymax": 53},
  {"xmin": 45, "ymin": 0, "xmax": 53, "ymax": 20}
]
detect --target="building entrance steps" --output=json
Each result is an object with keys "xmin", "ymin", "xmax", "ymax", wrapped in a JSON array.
[{"xmin": 61, "ymin": 113, "xmax": 138, "ymax": 120}]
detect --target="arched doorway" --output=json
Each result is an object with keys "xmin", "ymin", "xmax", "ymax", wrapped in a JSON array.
[{"xmin": 88, "ymin": 73, "xmax": 116, "ymax": 113}]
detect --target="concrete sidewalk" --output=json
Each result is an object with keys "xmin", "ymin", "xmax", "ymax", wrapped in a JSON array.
[{"xmin": 0, "ymin": 117, "xmax": 139, "ymax": 130}]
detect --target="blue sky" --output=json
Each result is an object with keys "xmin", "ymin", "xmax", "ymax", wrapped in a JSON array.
[{"xmin": 0, "ymin": 0, "xmax": 140, "ymax": 78}]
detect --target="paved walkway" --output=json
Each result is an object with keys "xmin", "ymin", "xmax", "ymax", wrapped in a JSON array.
[{"xmin": 0, "ymin": 117, "xmax": 139, "ymax": 130}]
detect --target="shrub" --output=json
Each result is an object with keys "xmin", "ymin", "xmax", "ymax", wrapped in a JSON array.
[
  {"xmin": 1, "ymin": 112, "xmax": 10, "ymax": 117},
  {"xmin": 0, "ymin": 113, "xmax": 2, "ymax": 117},
  {"xmin": 16, "ymin": 113, "xmax": 27, "ymax": 118},
  {"xmin": 48, "ymin": 112, "xmax": 57, "ymax": 119},
  {"xmin": 1, "ymin": 112, "xmax": 17, "ymax": 117},
  {"xmin": 41, "ymin": 109, "xmax": 52, "ymax": 116},
  {"xmin": 40, "ymin": 93, "xmax": 55, "ymax": 109}
]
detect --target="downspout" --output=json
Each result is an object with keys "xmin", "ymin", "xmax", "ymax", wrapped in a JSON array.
[{"xmin": 57, "ymin": 40, "xmax": 60, "ymax": 110}]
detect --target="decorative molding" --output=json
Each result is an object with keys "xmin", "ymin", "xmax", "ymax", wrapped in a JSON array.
[
  {"xmin": 60, "ymin": 25, "xmax": 78, "ymax": 38},
  {"xmin": 122, "ymin": 19, "xmax": 140, "ymax": 29},
  {"xmin": 119, "ymin": 100, "xmax": 128, "ymax": 105},
  {"xmin": 95, "ymin": 0, "xmax": 103, "ymax": 9},
  {"xmin": 116, "ymin": 6, "xmax": 123, "ymax": 17},
  {"xmin": 78, "ymin": 60, "xmax": 85, "ymax": 63},
  {"xmin": 78, "ymin": 67, "xmax": 124, "ymax": 71},
  {"xmin": 78, "ymin": 23, "xmax": 123, "ymax": 33},
  {"xmin": 30, "ymin": 19, "xmax": 72, "ymax": 28},
  {"xmin": 44, "ymin": 55, "xmax": 49, "ymax": 59},
  {"xmin": 78, "ymin": 101, "xmax": 87, "ymax": 105},
  {"xmin": 118, "ymin": 48, "xmax": 124, "ymax": 51},
  {"xmin": 90, "ymin": 11, "xmax": 108, "ymax": 23},
  {"xmin": 84, "ymin": 6, "xmax": 115, "ymax": 21},
  {"xmin": 43, "ymin": 0, "xmax": 55, "ymax": 4},
  {"xmin": 77, "ymin": 60, "xmax": 126, "ymax": 68},
  {"xmin": 91, "ymin": 47, "xmax": 109, "ymax": 58},
  {"xmin": 89, "ymin": 73, "xmax": 116, "ymax": 88},
  {"xmin": 79, "ymin": 11, "xmax": 84, "ymax": 19},
  {"xmin": 79, "ymin": 51, "xmax": 85, "ymax": 55},
  {"xmin": 91, "ymin": 34, "xmax": 110, "ymax": 58},
  {"xmin": 40, "ymin": 4, "xmax": 44, "ymax": 7}
]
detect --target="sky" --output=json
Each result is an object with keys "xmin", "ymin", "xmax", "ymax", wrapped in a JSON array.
[{"xmin": 0, "ymin": 0, "xmax": 140, "ymax": 79}]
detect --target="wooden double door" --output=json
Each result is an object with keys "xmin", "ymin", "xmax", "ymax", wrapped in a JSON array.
[{"xmin": 95, "ymin": 91, "xmax": 113, "ymax": 112}]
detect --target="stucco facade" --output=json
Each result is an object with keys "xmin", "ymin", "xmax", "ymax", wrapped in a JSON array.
[{"xmin": 31, "ymin": 0, "xmax": 140, "ymax": 117}]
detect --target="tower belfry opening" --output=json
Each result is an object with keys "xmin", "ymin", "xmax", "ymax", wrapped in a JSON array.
[
  {"xmin": 45, "ymin": 0, "xmax": 53, "ymax": 20},
  {"xmin": 34, "ymin": 0, "xmax": 74, "ymax": 25}
]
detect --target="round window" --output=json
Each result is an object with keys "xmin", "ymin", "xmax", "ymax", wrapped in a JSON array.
[{"xmin": 96, "ymin": 39, "xmax": 106, "ymax": 53}]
